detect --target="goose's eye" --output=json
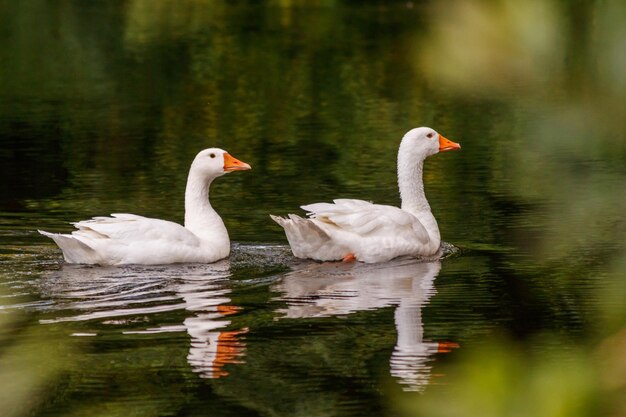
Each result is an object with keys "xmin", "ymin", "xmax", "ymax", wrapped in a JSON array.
[
  {"xmin": 209, "ymin": 153, "xmax": 216, "ymax": 158},
  {"xmin": 426, "ymin": 132, "xmax": 435, "ymax": 139}
]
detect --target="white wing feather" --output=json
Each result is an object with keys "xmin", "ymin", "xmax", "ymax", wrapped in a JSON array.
[
  {"xmin": 72, "ymin": 213, "xmax": 200, "ymax": 246},
  {"xmin": 40, "ymin": 213, "xmax": 210, "ymax": 265},
  {"xmin": 302, "ymin": 199, "xmax": 429, "ymax": 243}
]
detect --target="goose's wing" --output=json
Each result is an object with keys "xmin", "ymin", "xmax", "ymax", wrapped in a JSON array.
[
  {"xmin": 72, "ymin": 213, "xmax": 200, "ymax": 246},
  {"xmin": 40, "ymin": 214, "xmax": 205, "ymax": 265},
  {"xmin": 302, "ymin": 199, "xmax": 429, "ymax": 243}
]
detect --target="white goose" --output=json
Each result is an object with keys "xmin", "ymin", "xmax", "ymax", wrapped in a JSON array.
[
  {"xmin": 39, "ymin": 148, "xmax": 251, "ymax": 265},
  {"xmin": 271, "ymin": 127, "xmax": 460, "ymax": 263}
]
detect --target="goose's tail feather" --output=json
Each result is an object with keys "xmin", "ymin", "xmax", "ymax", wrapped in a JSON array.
[
  {"xmin": 270, "ymin": 214, "xmax": 343, "ymax": 261},
  {"xmin": 38, "ymin": 230, "xmax": 98, "ymax": 264}
]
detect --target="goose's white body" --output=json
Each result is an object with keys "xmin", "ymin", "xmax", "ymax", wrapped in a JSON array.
[
  {"xmin": 271, "ymin": 127, "xmax": 460, "ymax": 263},
  {"xmin": 39, "ymin": 148, "xmax": 251, "ymax": 265}
]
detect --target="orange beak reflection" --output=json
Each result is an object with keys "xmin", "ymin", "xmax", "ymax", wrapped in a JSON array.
[
  {"xmin": 223, "ymin": 153, "xmax": 252, "ymax": 172},
  {"xmin": 438, "ymin": 134, "xmax": 461, "ymax": 152}
]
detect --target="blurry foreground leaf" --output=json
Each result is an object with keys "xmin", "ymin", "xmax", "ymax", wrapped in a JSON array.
[
  {"xmin": 398, "ymin": 335, "xmax": 619, "ymax": 417},
  {"xmin": 0, "ymin": 311, "xmax": 75, "ymax": 417}
]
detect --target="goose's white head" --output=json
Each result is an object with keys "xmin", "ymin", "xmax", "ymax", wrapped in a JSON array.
[
  {"xmin": 399, "ymin": 127, "xmax": 461, "ymax": 159},
  {"xmin": 191, "ymin": 148, "xmax": 251, "ymax": 179}
]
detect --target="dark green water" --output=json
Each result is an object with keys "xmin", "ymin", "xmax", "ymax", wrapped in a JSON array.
[{"xmin": 1, "ymin": 1, "xmax": 625, "ymax": 416}]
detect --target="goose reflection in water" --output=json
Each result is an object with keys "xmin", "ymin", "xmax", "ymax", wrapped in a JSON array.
[
  {"xmin": 38, "ymin": 261, "xmax": 246, "ymax": 379},
  {"xmin": 272, "ymin": 258, "xmax": 459, "ymax": 391}
]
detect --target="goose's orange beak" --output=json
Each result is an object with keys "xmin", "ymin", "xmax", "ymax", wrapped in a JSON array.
[
  {"xmin": 439, "ymin": 134, "xmax": 461, "ymax": 152},
  {"xmin": 437, "ymin": 341, "xmax": 460, "ymax": 353},
  {"xmin": 223, "ymin": 153, "xmax": 251, "ymax": 171}
]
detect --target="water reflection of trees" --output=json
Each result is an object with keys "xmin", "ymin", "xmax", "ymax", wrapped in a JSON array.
[{"xmin": 1, "ymin": 1, "xmax": 451, "ymax": 241}]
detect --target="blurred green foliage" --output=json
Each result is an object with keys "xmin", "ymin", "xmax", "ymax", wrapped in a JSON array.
[
  {"xmin": 400, "ymin": 1, "xmax": 626, "ymax": 416},
  {"xmin": 0, "ymin": 309, "xmax": 76, "ymax": 417}
]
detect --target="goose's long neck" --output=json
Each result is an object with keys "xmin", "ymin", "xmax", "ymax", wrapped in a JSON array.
[
  {"xmin": 398, "ymin": 155, "xmax": 430, "ymax": 213},
  {"xmin": 184, "ymin": 171, "xmax": 229, "ymax": 244},
  {"xmin": 397, "ymin": 151, "xmax": 441, "ymax": 246}
]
